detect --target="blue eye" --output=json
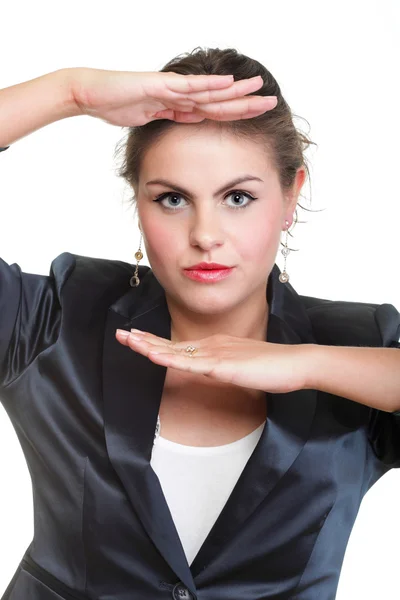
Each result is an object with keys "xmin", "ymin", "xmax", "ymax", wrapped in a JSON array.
[{"xmin": 152, "ymin": 190, "xmax": 258, "ymax": 211}]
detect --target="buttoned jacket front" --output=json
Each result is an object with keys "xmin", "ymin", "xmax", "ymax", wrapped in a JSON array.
[{"xmin": 0, "ymin": 251, "xmax": 399, "ymax": 600}]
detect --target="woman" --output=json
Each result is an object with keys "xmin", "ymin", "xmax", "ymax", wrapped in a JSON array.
[{"xmin": 0, "ymin": 47, "xmax": 399, "ymax": 600}]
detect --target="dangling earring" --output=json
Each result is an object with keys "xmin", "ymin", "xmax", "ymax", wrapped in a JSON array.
[
  {"xmin": 279, "ymin": 220, "xmax": 290, "ymax": 284},
  {"xmin": 130, "ymin": 233, "xmax": 143, "ymax": 287}
]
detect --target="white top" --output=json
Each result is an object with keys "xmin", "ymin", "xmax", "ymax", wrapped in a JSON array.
[{"xmin": 150, "ymin": 420, "xmax": 266, "ymax": 566}]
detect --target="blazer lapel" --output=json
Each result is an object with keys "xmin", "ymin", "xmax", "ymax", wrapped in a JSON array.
[
  {"xmin": 102, "ymin": 264, "xmax": 318, "ymax": 587},
  {"xmin": 102, "ymin": 269, "xmax": 196, "ymax": 592}
]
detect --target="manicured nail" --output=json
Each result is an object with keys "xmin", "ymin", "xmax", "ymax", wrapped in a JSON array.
[{"xmin": 116, "ymin": 329, "xmax": 129, "ymax": 337}]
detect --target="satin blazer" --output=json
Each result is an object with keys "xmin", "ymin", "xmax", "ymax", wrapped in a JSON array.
[{"xmin": 0, "ymin": 248, "xmax": 400, "ymax": 600}]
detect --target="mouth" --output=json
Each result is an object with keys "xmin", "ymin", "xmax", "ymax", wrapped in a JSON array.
[
  {"xmin": 182, "ymin": 266, "xmax": 235, "ymax": 282},
  {"xmin": 185, "ymin": 262, "xmax": 232, "ymax": 270}
]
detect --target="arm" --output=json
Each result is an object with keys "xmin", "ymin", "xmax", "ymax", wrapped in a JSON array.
[
  {"xmin": 0, "ymin": 68, "xmax": 83, "ymax": 147},
  {"xmin": 303, "ymin": 344, "xmax": 400, "ymax": 413}
]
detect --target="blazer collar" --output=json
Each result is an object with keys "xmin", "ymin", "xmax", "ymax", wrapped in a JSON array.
[{"xmin": 103, "ymin": 263, "xmax": 317, "ymax": 594}]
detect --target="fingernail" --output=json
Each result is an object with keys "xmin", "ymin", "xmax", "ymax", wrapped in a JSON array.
[{"xmin": 116, "ymin": 329, "xmax": 129, "ymax": 337}]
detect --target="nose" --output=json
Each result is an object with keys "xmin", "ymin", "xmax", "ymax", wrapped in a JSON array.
[{"xmin": 188, "ymin": 208, "xmax": 224, "ymax": 251}]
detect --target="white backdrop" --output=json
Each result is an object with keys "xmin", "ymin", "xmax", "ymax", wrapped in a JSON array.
[{"xmin": 0, "ymin": 0, "xmax": 399, "ymax": 598}]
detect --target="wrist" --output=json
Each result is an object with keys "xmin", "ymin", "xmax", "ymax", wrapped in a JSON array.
[
  {"xmin": 300, "ymin": 343, "xmax": 321, "ymax": 390},
  {"xmin": 54, "ymin": 68, "xmax": 86, "ymax": 119}
]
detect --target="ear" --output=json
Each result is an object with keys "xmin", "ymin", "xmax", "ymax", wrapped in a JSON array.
[{"xmin": 285, "ymin": 166, "xmax": 307, "ymax": 225}]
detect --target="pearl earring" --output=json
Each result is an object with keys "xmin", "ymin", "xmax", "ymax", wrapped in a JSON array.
[
  {"xmin": 130, "ymin": 232, "xmax": 143, "ymax": 287},
  {"xmin": 279, "ymin": 220, "xmax": 290, "ymax": 284}
]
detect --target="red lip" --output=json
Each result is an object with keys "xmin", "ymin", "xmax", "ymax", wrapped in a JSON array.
[{"xmin": 185, "ymin": 262, "xmax": 231, "ymax": 270}]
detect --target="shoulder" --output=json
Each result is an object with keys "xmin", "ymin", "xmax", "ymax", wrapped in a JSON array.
[
  {"xmin": 50, "ymin": 250, "xmax": 142, "ymax": 298},
  {"xmin": 49, "ymin": 252, "xmax": 152, "ymax": 312},
  {"xmin": 298, "ymin": 293, "xmax": 400, "ymax": 348},
  {"xmin": 50, "ymin": 251, "xmax": 133, "ymax": 285},
  {"xmin": 50, "ymin": 251, "xmax": 133, "ymax": 275}
]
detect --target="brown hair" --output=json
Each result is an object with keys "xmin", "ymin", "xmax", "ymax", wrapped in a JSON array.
[{"xmin": 114, "ymin": 46, "xmax": 318, "ymax": 248}]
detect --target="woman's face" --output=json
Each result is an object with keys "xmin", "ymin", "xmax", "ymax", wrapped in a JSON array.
[{"xmin": 135, "ymin": 124, "xmax": 304, "ymax": 316}]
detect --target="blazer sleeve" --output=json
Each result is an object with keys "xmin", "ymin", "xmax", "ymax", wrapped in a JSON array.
[
  {"xmin": 367, "ymin": 303, "xmax": 400, "ymax": 469},
  {"xmin": 0, "ymin": 253, "xmax": 77, "ymax": 390}
]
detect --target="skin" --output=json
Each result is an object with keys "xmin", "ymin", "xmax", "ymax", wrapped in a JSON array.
[{"xmin": 134, "ymin": 123, "xmax": 306, "ymax": 346}]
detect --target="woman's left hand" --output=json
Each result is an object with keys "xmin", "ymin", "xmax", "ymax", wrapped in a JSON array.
[{"xmin": 115, "ymin": 329, "xmax": 311, "ymax": 394}]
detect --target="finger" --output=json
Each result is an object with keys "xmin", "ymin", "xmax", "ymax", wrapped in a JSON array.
[
  {"xmin": 174, "ymin": 113, "xmax": 207, "ymax": 123},
  {"xmin": 121, "ymin": 334, "xmax": 232, "ymax": 381},
  {"xmin": 123, "ymin": 333, "xmax": 193, "ymax": 355},
  {"xmin": 153, "ymin": 95, "xmax": 276, "ymax": 123},
  {"xmin": 131, "ymin": 328, "xmax": 194, "ymax": 351},
  {"xmin": 193, "ymin": 95, "xmax": 278, "ymax": 121},
  {"xmin": 115, "ymin": 330, "xmax": 131, "ymax": 345},
  {"xmin": 126, "ymin": 338, "xmax": 194, "ymax": 364},
  {"xmin": 128, "ymin": 330, "xmax": 173, "ymax": 346},
  {"xmin": 153, "ymin": 109, "xmax": 206, "ymax": 123},
  {"xmin": 163, "ymin": 72, "xmax": 236, "ymax": 94},
  {"xmin": 116, "ymin": 329, "xmax": 171, "ymax": 347},
  {"xmin": 179, "ymin": 76, "xmax": 266, "ymax": 104},
  {"xmin": 126, "ymin": 333, "xmax": 209, "ymax": 361},
  {"xmin": 128, "ymin": 330, "xmax": 205, "ymax": 352},
  {"xmin": 125, "ymin": 336, "xmax": 169, "ymax": 356}
]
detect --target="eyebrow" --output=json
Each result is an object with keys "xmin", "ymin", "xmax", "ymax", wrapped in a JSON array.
[{"xmin": 145, "ymin": 175, "xmax": 264, "ymax": 198}]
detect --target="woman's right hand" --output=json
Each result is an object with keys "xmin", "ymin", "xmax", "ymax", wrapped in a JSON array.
[{"xmin": 70, "ymin": 67, "xmax": 278, "ymax": 127}]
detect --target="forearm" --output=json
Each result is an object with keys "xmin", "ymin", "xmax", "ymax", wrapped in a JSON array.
[
  {"xmin": 303, "ymin": 344, "xmax": 400, "ymax": 412},
  {"xmin": 0, "ymin": 68, "xmax": 83, "ymax": 147}
]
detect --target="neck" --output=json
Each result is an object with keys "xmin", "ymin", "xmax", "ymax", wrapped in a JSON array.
[{"xmin": 167, "ymin": 289, "xmax": 269, "ymax": 344}]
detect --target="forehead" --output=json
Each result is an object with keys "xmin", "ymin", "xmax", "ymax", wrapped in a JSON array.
[{"xmin": 140, "ymin": 123, "xmax": 273, "ymax": 175}]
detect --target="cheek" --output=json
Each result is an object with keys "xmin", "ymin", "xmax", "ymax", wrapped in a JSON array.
[
  {"xmin": 142, "ymin": 221, "xmax": 177, "ymax": 264},
  {"xmin": 236, "ymin": 218, "xmax": 280, "ymax": 262}
]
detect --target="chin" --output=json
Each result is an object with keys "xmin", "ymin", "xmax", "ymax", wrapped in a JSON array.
[{"xmin": 180, "ymin": 292, "xmax": 239, "ymax": 315}]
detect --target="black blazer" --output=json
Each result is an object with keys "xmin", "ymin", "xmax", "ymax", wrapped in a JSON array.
[{"xmin": 0, "ymin": 247, "xmax": 400, "ymax": 600}]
